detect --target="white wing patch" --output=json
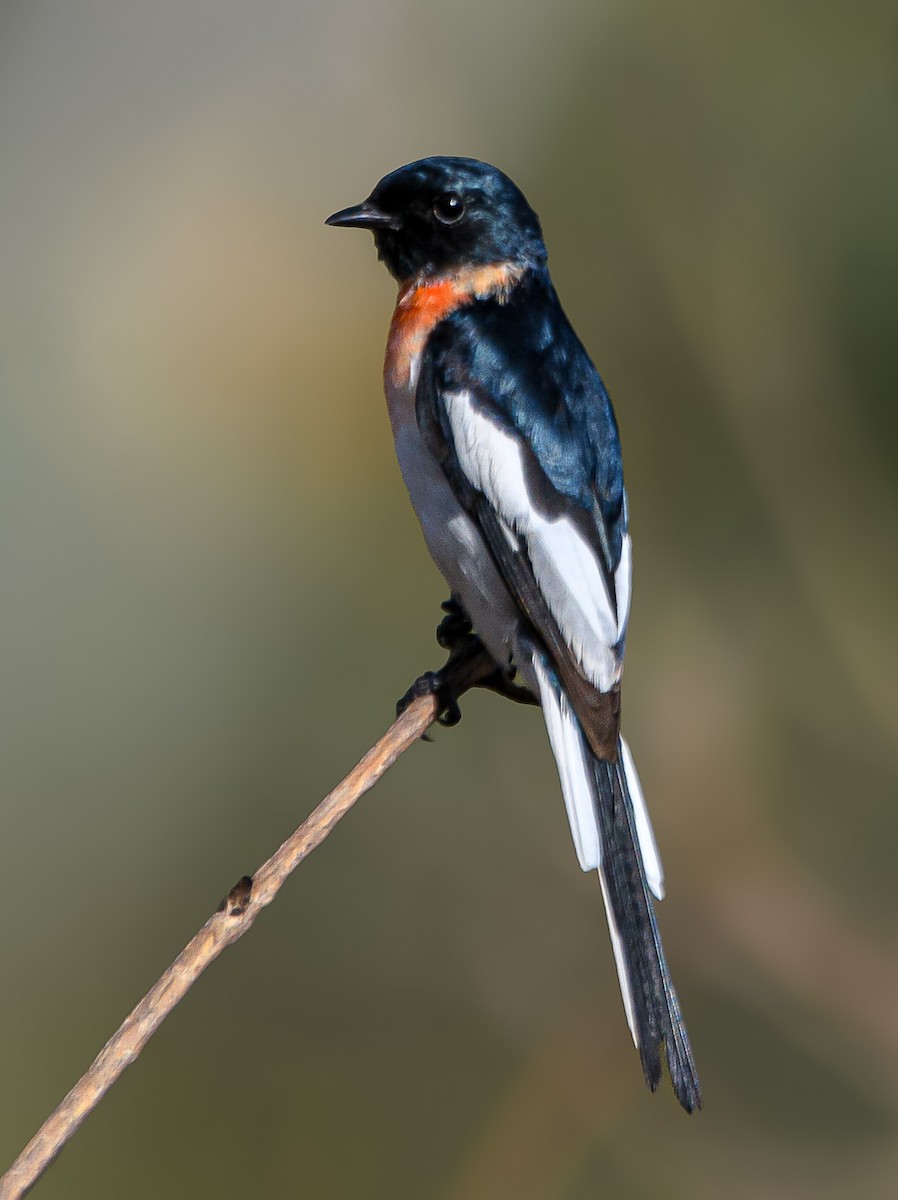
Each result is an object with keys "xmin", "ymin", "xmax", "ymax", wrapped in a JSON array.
[
  {"xmin": 532, "ymin": 655, "xmax": 600, "ymax": 872},
  {"xmin": 615, "ymin": 533, "xmax": 632, "ymax": 643},
  {"xmin": 444, "ymin": 391, "xmax": 627, "ymax": 692}
]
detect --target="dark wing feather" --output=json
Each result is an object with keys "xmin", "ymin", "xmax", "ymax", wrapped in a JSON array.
[{"xmin": 416, "ymin": 270, "xmax": 627, "ymax": 756}]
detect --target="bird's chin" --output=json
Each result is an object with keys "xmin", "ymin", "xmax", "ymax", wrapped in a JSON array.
[{"xmin": 372, "ymin": 231, "xmax": 413, "ymax": 282}]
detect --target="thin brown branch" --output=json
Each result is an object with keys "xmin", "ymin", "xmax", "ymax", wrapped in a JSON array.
[{"xmin": 1, "ymin": 663, "xmax": 481, "ymax": 1200}]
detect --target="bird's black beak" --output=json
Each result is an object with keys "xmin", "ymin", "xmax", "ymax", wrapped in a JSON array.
[{"xmin": 325, "ymin": 201, "xmax": 400, "ymax": 231}]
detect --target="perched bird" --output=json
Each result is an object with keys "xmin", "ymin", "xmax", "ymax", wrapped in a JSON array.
[{"xmin": 326, "ymin": 157, "xmax": 701, "ymax": 1112}]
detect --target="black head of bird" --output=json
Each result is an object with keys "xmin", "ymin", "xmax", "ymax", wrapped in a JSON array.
[{"xmin": 326, "ymin": 156, "xmax": 547, "ymax": 283}]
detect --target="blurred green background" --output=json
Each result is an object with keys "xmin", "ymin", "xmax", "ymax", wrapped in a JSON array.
[{"xmin": 2, "ymin": 1, "xmax": 897, "ymax": 1196}]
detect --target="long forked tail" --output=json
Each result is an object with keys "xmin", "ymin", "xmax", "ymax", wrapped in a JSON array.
[{"xmin": 532, "ymin": 655, "xmax": 702, "ymax": 1113}]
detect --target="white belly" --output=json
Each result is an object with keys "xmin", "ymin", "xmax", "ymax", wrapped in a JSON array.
[{"xmin": 392, "ymin": 418, "xmax": 522, "ymax": 672}]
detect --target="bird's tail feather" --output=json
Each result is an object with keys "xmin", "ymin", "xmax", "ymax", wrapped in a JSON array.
[
  {"xmin": 592, "ymin": 752, "xmax": 701, "ymax": 1111},
  {"xmin": 532, "ymin": 653, "xmax": 701, "ymax": 1113}
]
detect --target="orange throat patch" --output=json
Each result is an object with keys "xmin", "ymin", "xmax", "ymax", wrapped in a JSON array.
[{"xmin": 384, "ymin": 261, "xmax": 525, "ymax": 393}]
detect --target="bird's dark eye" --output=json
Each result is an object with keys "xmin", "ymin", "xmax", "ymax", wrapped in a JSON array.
[{"xmin": 433, "ymin": 193, "xmax": 466, "ymax": 225}]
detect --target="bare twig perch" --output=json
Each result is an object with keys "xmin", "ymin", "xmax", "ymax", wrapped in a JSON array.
[{"xmin": 1, "ymin": 643, "xmax": 500, "ymax": 1200}]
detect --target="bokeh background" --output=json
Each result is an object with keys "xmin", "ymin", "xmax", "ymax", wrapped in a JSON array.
[{"xmin": 2, "ymin": 2, "xmax": 896, "ymax": 1196}]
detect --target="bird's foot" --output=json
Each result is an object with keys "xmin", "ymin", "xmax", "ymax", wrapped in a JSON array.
[
  {"xmin": 396, "ymin": 623, "xmax": 492, "ymax": 731},
  {"xmin": 396, "ymin": 670, "xmax": 463, "ymax": 730},
  {"xmin": 435, "ymin": 596, "xmax": 473, "ymax": 651},
  {"xmin": 475, "ymin": 664, "xmax": 539, "ymax": 708},
  {"xmin": 397, "ymin": 625, "xmax": 537, "ymax": 734}
]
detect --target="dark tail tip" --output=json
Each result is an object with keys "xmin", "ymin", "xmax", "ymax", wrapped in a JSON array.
[
  {"xmin": 667, "ymin": 1041, "xmax": 703, "ymax": 1113},
  {"xmin": 640, "ymin": 1035, "xmax": 701, "ymax": 1112}
]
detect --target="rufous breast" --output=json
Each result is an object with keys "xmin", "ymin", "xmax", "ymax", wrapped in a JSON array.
[{"xmin": 383, "ymin": 261, "xmax": 525, "ymax": 396}]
